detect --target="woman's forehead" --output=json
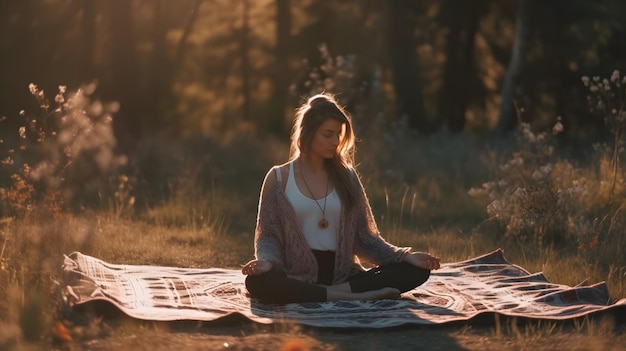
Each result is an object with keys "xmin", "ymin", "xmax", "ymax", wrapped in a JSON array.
[{"xmin": 318, "ymin": 118, "xmax": 343, "ymax": 131}]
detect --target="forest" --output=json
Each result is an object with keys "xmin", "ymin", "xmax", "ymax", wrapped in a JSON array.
[
  {"xmin": 1, "ymin": 0, "xmax": 625, "ymax": 212},
  {"xmin": 0, "ymin": 0, "xmax": 625, "ymax": 246},
  {"xmin": 1, "ymin": 0, "xmax": 625, "ymax": 144}
]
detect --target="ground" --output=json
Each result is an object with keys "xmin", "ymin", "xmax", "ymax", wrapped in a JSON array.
[{"xmin": 53, "ymin": 313, "xmax": 626, "ymax": 351}]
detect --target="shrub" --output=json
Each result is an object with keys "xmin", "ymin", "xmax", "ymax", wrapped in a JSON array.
[
  {"xmin": 470, "ymin": 70, "xmax": 626, "ymax": 254},
  {"xmin": 0, "ymin": 83, "xmax": 129, "ymax": 218},
  {"xmin": 469, "ymin": 120, "xmax": 576, "ymax": 246}
]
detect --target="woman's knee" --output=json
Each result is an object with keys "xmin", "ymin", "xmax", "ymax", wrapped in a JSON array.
[
  {"xmin": 245, "ymin": 269, "xmax": 285, "ymax": 300},
  {"xmin": 397, "ymin": 262, "xmax": 431, "ymax": 291}
]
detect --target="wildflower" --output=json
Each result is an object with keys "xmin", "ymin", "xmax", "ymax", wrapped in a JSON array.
[
  {"xmin": 552, "ymin": 121, "xmax": 564, "ymax": 134},
  {"xmin": 55, "ymin": 92, "xmax": 65, "ymax": 105},
  {"xmin": 596, "ymin": 100, "xmax": 604, "ymax": 110},
  {"xmin": 532, "ymin": 163, "xmax": 553, "ymax": 181},
  {"xmin": 19, "ymin": 126, "xmax": 26, "ymax": 138},
  {"xmin": 610, "ymin": 70, "xmax": 620, "ymax": 83},
  {"xmin": 512, "ymin": 187, "xmax": 526, "ymax": 198},
  {"xmin": 588, "ymin": 235, "xmax": 599, "ymax": 249},
  {"xmin": 581, "ymin": 76, "xmax": 590, "ymax": 86},
  {"xmin": 531, "ymin": 170, "xmax": 544, "ymax": 181},
  {"xmin": 468, "ymin": 187, "xmax": 481, "ymax": 197},
  {"xmin": 281, "ymin": 338, "xmax": 310, "ymax": 351},
  {"xmin": 486, "ymin": 200, "xmax": 502, "ymax": 215},
  {"xmin": 52, "ymin": 322, "xmax": 72, "ymax": 342},
  {"xmin": 510, "ymin": 157, "xmax": 524, "ymax": 166}
]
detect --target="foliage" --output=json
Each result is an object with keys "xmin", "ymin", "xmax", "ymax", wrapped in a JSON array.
[
  {"xmin": 291, "ymin": 42, "xmax": 384, "ymax": 132},
  {"xmin": 470, "ymin": 120, "xmax": 571, "ymax": 245},
  {"xmin": 2, "ymin": 1, "xmax": 626, "ymax": 144},
  {"xmin": 469, "ymin": 71, "xmax": 626, "ymax": 278},
  {"xmin": 470, "ymin": 120, "xmax": 625, "ymax": 248},
  {"xmin": 0, "ymin": 83, "xmax": 129, "ymax": 218},
  {"xmin": 582, "ymin": 70, "xmax": 626, "ymax": 198}
]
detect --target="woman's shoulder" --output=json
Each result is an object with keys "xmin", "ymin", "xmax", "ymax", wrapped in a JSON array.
[
  {"xmin": 262, "ymin": 161, "xmax": 293, "ymax": 194},
  {"xmin": 268, "ymin": 161, "xmax": 293, "ymax": 179},
  {"xmin": 273, "ymin": 161, "xmax": 292, "ymax": 173}
]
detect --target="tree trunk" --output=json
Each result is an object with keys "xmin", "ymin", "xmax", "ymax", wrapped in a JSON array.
[
  {"xmin": 106, "ymin": 0, "xmax": 141, "ymax": 150},
  {"xmin": 493, "ymin": 0, "xmax": 531, "ymax": 137},
  {"xmin": 438, "ymin": 0, "xmax": 485, "ymax": 133},
  {"xmin": 267, "ymin": 0, "xmax": 291, "ymax": 136},
  {"xmin": 386, "ymin": 1, "xmax": 431, "ymax": 133},
  {"xmin": 80, "ymin": 0, "xmax": 96, "ymax": 82},
  {"xmin": 150, "ymin": 0, "xmax": 168, "ymax": 130},
  {"xmin": 240, "ymin": 0, "xmax": 251, "ymax": 123}
]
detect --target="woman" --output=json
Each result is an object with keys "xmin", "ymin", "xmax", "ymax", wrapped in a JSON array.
[{"xmin": 242, "ymin": 93, "xmax": 440, "ymax": 304}]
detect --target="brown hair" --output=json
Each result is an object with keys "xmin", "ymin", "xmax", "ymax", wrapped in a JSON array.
[{"xmin": 289, "ymin": 93, "xmax": 357, "ymax": 209}]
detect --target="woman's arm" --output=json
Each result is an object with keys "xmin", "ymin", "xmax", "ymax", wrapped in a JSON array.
[
  {"xmin": 251, "ymin": 167, "xmax": 285, "ymax": 269},
  {"xmin": 350, "ymin": 171, "xmax": 412, "ymax": 265}
]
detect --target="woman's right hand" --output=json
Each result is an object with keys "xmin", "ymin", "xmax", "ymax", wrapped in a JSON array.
[
  {"xmin": 241, "ymin": 259, "xmax": 273, "ymax": 276},
  {"xmin": 403, "ymin": 252, "xmax": 441, "ymax": 270}
]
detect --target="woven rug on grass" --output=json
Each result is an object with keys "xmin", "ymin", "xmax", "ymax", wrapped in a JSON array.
[{"xmin": 62, "ymin": 249, "xmax": 626, "ymax": 328}]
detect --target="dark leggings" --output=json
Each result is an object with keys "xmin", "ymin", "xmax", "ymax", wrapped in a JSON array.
[{"xmin": 245, "ymin": 261, "xmax": 430, "ymax": 304}]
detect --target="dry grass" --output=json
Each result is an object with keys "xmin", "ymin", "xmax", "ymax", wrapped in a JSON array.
[{"xmin": 1, "ymin": 211, "xmax": 624, "ymax": 350}]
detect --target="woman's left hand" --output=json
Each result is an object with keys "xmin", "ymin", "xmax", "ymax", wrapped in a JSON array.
[
  {"xmin": 241, "ymin": 259, "xmax": 273, "ymax": 276},
  {"xmin": 404, "ymin": 252, "xmax": 441, "ymax": 270}
]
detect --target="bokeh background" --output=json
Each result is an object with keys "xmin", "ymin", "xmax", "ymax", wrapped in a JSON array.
[{"xmin": 2, "ymin": 0, "xmax": 625, "ymax": 145}]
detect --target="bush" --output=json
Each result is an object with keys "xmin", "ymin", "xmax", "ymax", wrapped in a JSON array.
[
  {"xmin": 0, "ymin": 83, "xmax": 128, "ymax": 218},
  {"xmin": 470, "ymin": 70, "xmax": 626, "ymax": 254}
]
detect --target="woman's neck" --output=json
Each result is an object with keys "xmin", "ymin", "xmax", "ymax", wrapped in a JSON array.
[{"xmin": 299, "ymin": 155, "xmax": 325, "ymax": 173}]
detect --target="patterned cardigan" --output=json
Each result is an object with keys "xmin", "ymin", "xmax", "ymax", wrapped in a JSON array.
[{"xmin": 254, "ymin": 164, "xmax": 411, "ymax": 284}]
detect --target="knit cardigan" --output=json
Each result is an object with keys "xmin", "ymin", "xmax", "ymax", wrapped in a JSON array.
[{"xmin": 254, "ymin": 164, "xmax": 412, "ymax": 285}]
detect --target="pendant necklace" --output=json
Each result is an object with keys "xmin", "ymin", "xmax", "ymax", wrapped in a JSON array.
[{"xmin": 300, "ymin": 159, "xmax": 329, "ymax": 229}]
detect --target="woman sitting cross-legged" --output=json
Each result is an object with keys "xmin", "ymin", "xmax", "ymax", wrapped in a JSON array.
[{"xmin": 242, "ymin": 93, "xmax": 440, "ymax": 304}]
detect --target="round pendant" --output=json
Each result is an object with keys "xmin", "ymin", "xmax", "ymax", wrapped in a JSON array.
[{"xmin": 319, "ymin": 217, "xmax": 329, "ymax": 229}]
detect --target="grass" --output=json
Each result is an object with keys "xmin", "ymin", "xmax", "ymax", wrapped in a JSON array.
[{"xmin": 1, "ymin": 128, "xmax": 625, "ymax": 350}]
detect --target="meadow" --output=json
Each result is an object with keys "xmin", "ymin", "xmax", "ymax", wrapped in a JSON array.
[{"xmin": 0, "ymin": 81, "xmax": 625, "ymax": 350}]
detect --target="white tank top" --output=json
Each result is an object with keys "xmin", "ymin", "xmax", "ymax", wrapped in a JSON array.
[{"xmin": 284, "ymin": 162, "xmax": 340, "ymax": 251}]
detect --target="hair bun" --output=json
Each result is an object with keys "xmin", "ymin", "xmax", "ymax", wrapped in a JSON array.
[
  {"xmin": 309, "ymin": 95, "xmax": 329, "ymax": 104},
  {"xmin": 308, "ymin": 94, "xmax": 336, "ymax": 111}
]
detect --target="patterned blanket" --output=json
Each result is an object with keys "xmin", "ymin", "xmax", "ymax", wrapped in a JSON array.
[{"xmin": 62, "ymin": 249, "xmax": 626, "ymax": 328}]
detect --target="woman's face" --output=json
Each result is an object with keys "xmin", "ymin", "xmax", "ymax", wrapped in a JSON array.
[{"xmin": 308, "ymin": 118, "xmax": 343, "ymax": 160}]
